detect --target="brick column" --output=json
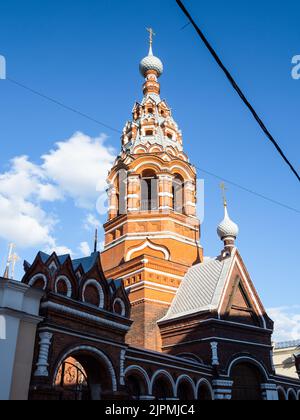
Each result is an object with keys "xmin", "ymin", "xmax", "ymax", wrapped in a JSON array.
[
  {"xmin": 184, "ymin": 181, "xmax": 196, "ymax": 216},
  {"xmin": 108, "ymin": 186, "xmax": 118, "ymax": 220},
  {"xmin": 158, "ymin": 174, "xmax": 173, "ymax": 212},
  {"xmin": 127, "ymin": 175, "xmax": 140, "ymax": 213}
]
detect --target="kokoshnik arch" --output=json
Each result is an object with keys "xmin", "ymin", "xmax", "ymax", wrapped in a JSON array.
[{"xmin": 17, "ymin": 32, "xmax": 300, "ymax": 401}]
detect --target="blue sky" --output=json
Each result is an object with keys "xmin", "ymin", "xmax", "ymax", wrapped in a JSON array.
[{"xmin": 0, "ymin": 0, "xmax": 299, "ymax": 340}]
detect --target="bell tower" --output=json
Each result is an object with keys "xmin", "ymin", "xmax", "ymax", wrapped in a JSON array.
[{"xmin": 101, "ymin": 31, "xmax": 203, "ymax": 351}]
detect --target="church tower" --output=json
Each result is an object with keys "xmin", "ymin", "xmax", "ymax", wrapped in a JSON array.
[{"xmin": 101, "ymin": 30, "xmax": 203, "ymax": 351}]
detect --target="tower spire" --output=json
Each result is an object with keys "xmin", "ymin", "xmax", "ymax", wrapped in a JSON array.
[
  {"xmin": 94, "ymin": 228, "xmax": 98, "ymax": 253},
  {"xmin": 146, "ymin": 27, "xmax": 155, "ymax": 55},
  {"xmin": 3, "ymin": 243, "xmax": 15, "ymax": 279}
]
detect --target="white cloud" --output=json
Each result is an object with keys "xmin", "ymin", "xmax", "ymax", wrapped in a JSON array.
[
  {"xmin": 0, "ymin": 132, "xmax": 115, "ymax": 252},
  {"xmin": 269, "ymin": 306, "xmax": 300, "ymax": 342},
  {"xmin": 47, "ymin": 245, "xmax": 73, "ymax": 256},
  {"xmin": 42, "ymin": 132, "xmax": 115, "ymax": 208},
  {"xmin": 84, "ymin": 213, "xmax": 100, "ymax": 231},
  {"xmin": 79, "ymin": 242, "xmax": 91, "ymax": 257}
]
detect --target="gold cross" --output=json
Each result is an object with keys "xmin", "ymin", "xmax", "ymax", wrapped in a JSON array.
[
  {"xmin": 146, "ymin": 27, "xmax": 156, "ymax": 47},
  {"xmin": 220, "ymin": 182, "xmax": 228, "ymax": 207},
  {"xmin": 11, "ymin": 253, "xmax": 20, "ymax": 280}
]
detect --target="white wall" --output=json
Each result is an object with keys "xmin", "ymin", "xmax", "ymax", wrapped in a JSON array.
[{"xmin": 0, "ymin": 279, "xmax": 43, "ymax": 400}]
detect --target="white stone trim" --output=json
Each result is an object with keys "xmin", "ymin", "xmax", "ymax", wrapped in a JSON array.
[
  {"xmin": 287, "ymin": 388, "xmax": 297, "ymax": 400},
  {"xmin": 113, "ymin": 298, "xmax": 126, "ymax": 317},
  {"xmin": 120, "ymin": 349, "xmax": 126, "ymax": 386},
  {"xmin": 54, "ymin": 276, "xmax": 72, "ymax": 298},
  {"xmin": 39, "ymin": 326, "xmax": 127, "ymax": 350},
  {"xmin": 126, "ymin": 281, "xmax": 179, "ymax": 293},
  {"xmin": 122, "ymin": 267, "xmax": 184, "ymax": 281},
  {"xmin": 41, "ymin": 301, "xmax": 130, "ymax": 332},
  {"xmin": 28, "ymin": 273, "xmax": 48, "ymax": 290},
  {"xmin": 34, "ymin": 332, "xmax": 53, "ymax": 377},
  {"xmin": 261, "ymin": 383, "xmax": 279, "ymax": 401},
  {"xmin": 158, "ymin": 206, "xmax": 173, "ymax": 210},
  {"xmin": 277, "ymin": 386, "xmax": 287, "ymax": 400},
  {"xmin": 53, "ymin": 345, "xmax": 117, "ymax": 392},
  {"xmin": 105, "ymin": 217, "xmax": 200, "ymax": 235},
  {"xmin": 150, "ymin": 370, "xmax": 176, "ymax": 396},
  {"xmin": 125, "ymin": 240, "xmax": 170, "ymax": 262},
  {"xmin": 175, "ymin": 375, "xmax": 197, "ymax": 399},
  {"xmin": 210, "ymin": 342, "xmax": 219, "ymax": 366},
  {"xmin": 162, "ymin": 336, "xmax": 272, "ymax": 350},
  {"xmin": 199, "ymin": 318, "xmax": 273, "ymax": 332},
  {"xmin": 217, "ymin": 253, "xmax": 267, "ymax": 329},
  {"xmin": 158, "ymin": 192, "xmax": 173, "ymax": 198},
  {"xmin": 227, "ymin": 356, "xmax": 269, "ymax": 381},
  {"xmin": 126, "ymin": 194, "xmax": 140, "ymax": 199},
  {"xmin": 105, "ymin": 233, "xmax": 201, "ymax": 251},
  {"xmin": 196, "ymin": 378, "xmax": 214, "ymax": 400},
  {"xmin": 170, "ymin": 165, "xmax": 194, "ymax": 180},
  {"xmin": 124, "ymin": 365, "xmax": 151, "ymax": 395},
  {"xmin": 82, "ymin": 279, "xmax": 104, "ymax": 309},
  {"xmin": 130, "ymin": 298, "xmax": 171, "ymax": 306}
]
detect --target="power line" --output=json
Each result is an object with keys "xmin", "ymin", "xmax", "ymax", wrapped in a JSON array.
[
  {"xmin": 7, "ymin": 77, "xmax": 122, "ymax": 135},
  {"xmin": 196, "ymin": 165, "xmax": 300, "ymax": 214},
  {"xmin": 176, "ymin": 0, "xmax": 300, "ymax": 184},
  {"xmin": 4, "ymin": 74, "xmax": 299, "ymax": 215}
]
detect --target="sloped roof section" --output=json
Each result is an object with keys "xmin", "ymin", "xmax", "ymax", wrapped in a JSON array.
[{"xmin": 160, "ymin": 254, "xmax": 234, "ymax": 322}]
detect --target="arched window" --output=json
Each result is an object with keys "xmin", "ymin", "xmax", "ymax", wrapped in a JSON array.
[
  {"xmin": 172, "ymin": 174, "xmax": 185, "ymax": 214},
  {"xmin": 141, "ymin": 170, "xmax": 158, "ymax": 212},
  {"xmin": 115, "ymin": 170, "xmax": 127, "ymax": 217}
]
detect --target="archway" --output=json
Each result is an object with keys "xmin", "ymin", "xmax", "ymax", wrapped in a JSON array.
[
  {"xmin": 197, "ymin": 380, "xmax": 213, "ymax": 401},
  {"xmin": 151, "ymin": 371, "xmax": 175, "ymax": 400},
  {"xmin": 53, "ymin": 347, "xmax": 116, "ymax": 401},
  {"xmin": 277, "ymin": 387, "xmax": 286, "ymax": 401},
  {"xmin": 172, "ymin": 174, "xmax": 185, "ymax": 214},
  {"xmin": 125, "ymin": 367, "xmax": 150, "ymax": 400},
  {"xmin": 231, "ymin": 362, "xmax": 264, "ymax": 401},
  {"xmin": 176, "ymin": 377, "xmax": 195, "ymax": 400},
  {"xmin": 54, "ymin": 357, "xmax": 89, "ymax": 400},
  {"xmin": 141, "ymin": 169, "xmax": 158, "ymax": 211},
  {"xmin": 287, "ymin": 389, "xmax": 297, "ymax": 401}
]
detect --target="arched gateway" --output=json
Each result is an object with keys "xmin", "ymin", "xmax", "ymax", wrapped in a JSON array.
[{"xmin": 53, "ymin": 347, "xmax": 117, "ymax": 401}]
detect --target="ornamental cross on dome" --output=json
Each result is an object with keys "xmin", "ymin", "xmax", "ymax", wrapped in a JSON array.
[
  {"xmin": 220, "ymin": 182, "xmax": 228, "ymax": 207},
  {"xmin": 146, "ymin": 27, "xmax": 155, "ymax": 48}
]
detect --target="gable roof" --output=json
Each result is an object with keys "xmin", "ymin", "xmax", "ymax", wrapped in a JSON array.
[{"xmin": 160, "ymin": 253, "xmax": 235, "ymax": 322}]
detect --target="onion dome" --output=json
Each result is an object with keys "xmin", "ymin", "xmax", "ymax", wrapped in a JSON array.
[
  {"xmin": 139, "ymin": 28, "xmax": 163, "ymax": 78},
  {"xmin": 217, "ymin": 205, "xmax": 239, "ymax": 241}
]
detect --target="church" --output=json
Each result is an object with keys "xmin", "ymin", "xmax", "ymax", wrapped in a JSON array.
[{"xmin": 13, "ymin": 33, "xmax": 300, "ymax": 400}]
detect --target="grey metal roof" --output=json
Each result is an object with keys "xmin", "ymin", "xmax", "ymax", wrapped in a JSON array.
[
  {"xmin": 160, "ymin": 254, "xmax": 234, "ymax": 322},
  {"xmin": 275, "ymin": 340, "xmax": 300, "ymax": 350}
]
